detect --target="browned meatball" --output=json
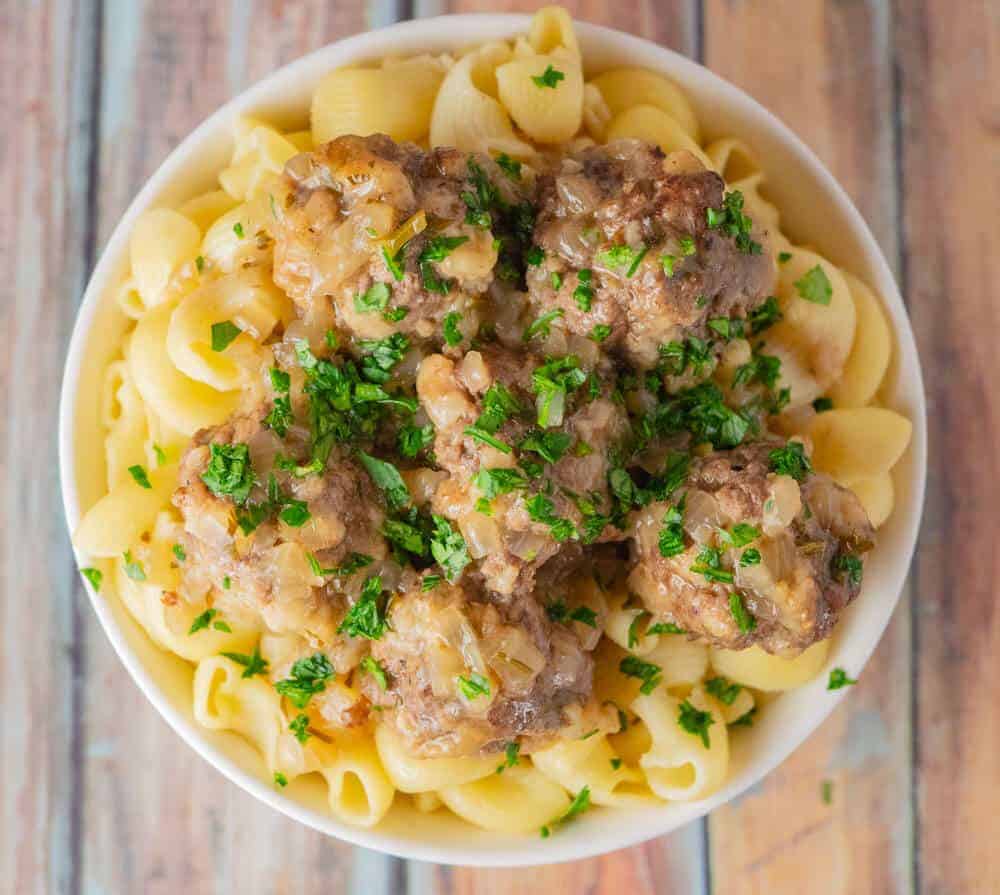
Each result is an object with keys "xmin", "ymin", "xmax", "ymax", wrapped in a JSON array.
[
  {"xmin": 172, "ymin": 409, "xmax": 387, "ymax": 652},
  {"xmin": 628, "ymin": 439, "xmax": 874, "ymax": 655},
  {"xmin": 273, "ymin": 134, "xmax": 532, "ymax": 347},
  {"xmin": 363, "ymin": 574, "xmax": 595, "ymax": 757},
  {"xmin": 528, "ymin": 140, "xmax": 776, "ymax": 368}
]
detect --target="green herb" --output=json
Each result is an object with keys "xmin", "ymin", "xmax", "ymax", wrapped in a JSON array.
[
  {"xmin": 430, "ymin": 515, "xmax": 470, "ymax": 581},
  {"xmin": 122, "ymin": 550, "xmax": 146, "ymax": 582},
  {"xmin": 357, "ymin": 332, "xmax": 410, "ymax": 384},
  {"xmin": 619, "ymin": 655, "xmax": 662, "ymax": 694},
  {"xmin": 274, "ymin": 772, "xmax": 288, "ymax": 787},
  {"xmin": 596, "ymin": 244, "xmax": 646, "ymax": 277},
  {"xmin": 720, "ymin": 523, "xmax": 760, "ymax": 548},
  {"xmin": 532, "ymin": 64, "xmax": 565, "ymax": 88},
  {"xmin": 81, "ymin": 567, "xmax": 102, "ymax": 591},
  {"xmin": 195, "ymin": 255, "xmax": 205, "ymax": 272},
  {"xmin": 729, "ymin": 592, "xmax": 756, "ymax": 633},
  {"xmin": 127, "ymin": 464, "xmax": 152, "ymax": 489},
  {"xmin": 540, "ymin": 786, "xmax": 590, "ymax": 838},
  {"xmin": 794, "ymin": 265, "xmax": 833, "ymax": 305},
  {"xmin": 658, "ymin": 499, "xmax": 687, "ymax": 558},
  {"xmin": 547, "ymin": 601, "xmax": 598, "ymax": 628},
  {"xmin": 474, "ymin": 382, "xmax": 522, "ymax": 434},
  {"xmin": 706, "ymin": 190, "xmax": 761, "ymax": 254},
  {"xmin": 355, "ymin": 281, "xmax": 391, "ymax": 314},
  {"xmin": 457, "ymin": 673, "xmax": 491, "ymax": 699},
  {"xmin": 464, "ymin": 426, "xmax": 511, "ymax": 453},
  {"xmin": 188, "ymin": 608, "xmax": 218, "ymax": 635},
  {"xmin": 627, "ymin": 610, "xmax": 650, "ymax": 648},
  {"xmin": 278, "ymin": 500, "xmax": 311, "ymax": 527},
  {"xmin": 338, "ymin": 575, "xmax": 389, "ymax": 641},
  {"xmin": 497, "ymin": 741, "xmax": 521, "ymax": 773},
  {"xmin": 496, "ymin": 153, "xmax": 522, "ymax": 180},
  {"xmin": 550, "ymin": 271, "xmax": 563, "ymax": 290},
  {"xmin": 461, "ymin": 159, "xmax": 500, "ymax": 229},
  {"xmin": 678, "ymin": 699, "xmax": 715, "ymax": 748},
  {"xmin": 361, "ymin": 655, "xmax": 389, "ymax": 690},
  {"xmin": 572, "ymin": 269, "xmax": 593, "ymax": 311},
  {"xmin": 833, "ymin": 553, "xmax": 863, "ymax": 587},
  {"xmin": 213, "ymin": 620, "xmax": 231, "ymax": 632},
  {"xmin": 381, "ymin": 245, "xmax": 405, "ymax": 281},
  {"xmin": 397, "ymin": 423, "xmax": 434, "ymax": 458},
  {"xmin": 733, "ymin": 350, "xmax": 782, "ymax": 391},
  {"xmin": 740, "ymin": 548, "xmax": 761, "ymax": 566},
  {"xmin": 263, "ymin": 367, "xmax": 294, "ymax": 436},
  {"xmin": 768, "ymin": 441, "xmax": 812, "ymax": 481},
  {"xmin": 778, "ymin": 251, "xmax": 792, "ymax": 263},
  {"xmin": 358, "ymin": 451, "xmax": 411, "ymax": 510},
  {"xmin": 210, "ymin": 321, "xmax": 241, "ymax": 353},
  {"xmin": 443, "ymin": 312, "xmax": 463, "ymax": 347},
  {"xmin": 821, "ymin": 780, "xmax": 833, "ymax": 804},
  {"xmin": 153, "ymin": 443, "xmax": 167, "ymax": 466},
  {"xmin": 221, "ymin": 645, "xmax": 268, "ymax": 679},
  {"xmin": 474, "ymin": 467, "xmax": 528, "ymax": 498},
  {"xmin": 420, "ymin": 234, "xmax": 469, "ymax": 262},
  {"xmin": 647, "ymin": 621, "xmax": 685, "ymax": 635},
  {"xmin": 827, "ymin": 667, "xmax": 857, "ymax": 690},
  {"xmin": 692, "ymin": 545, "xmax": 733, "ymax": 583},
  {"xmin": 221, "ymin": 575, "xmax": 231, "ymax": 590},
  {"xmin": 523, "ymin": 308, "xmax": 564, "ymax": 341},
  {"xmin": 519, "ymin": 430, "xmax": 572, "ymax": 465},
  {"xmin": 705, "ymin": 676, "xmax": 742, "ymax": 705},
  {"xmin": 525, "ymin": 494, "xmax": 576, "ymax": 542},
  {"xmin": 730, "ymin": 707, "xmax": 756, "ymax": 727},
  {"xmin": 201, "ymin": 442, "xmax": 254, "ymax": 504},
  {"xmin": 658, "ymin": 337, "xmax": 713, "ymax": 378},
  {"xmin": 748, "ymin": 296, "xmax": 782, "ymax": 334},
  {"xmin": 660, "ymin": 253, "xmax": 678, "ymax": 277},
  {"xmin": 812, "ymin": 397, "xmax": 834, "ymax": 413},
  {"xmin": 383, "ymin": 306, "xmax": 408, "ymax": 322},
  {"xmin": 421, "ymin": 575, "xmax": 441, "ymax": 591},
  {"xmin": 610, "ymin": 758, "xmax": 623, "ymax": 770},
  {"xmin": 275, "ymin": 653, "xmax": 335, "ymax": 707},
  {"xmin": 289, "ymin": 713, "xmax": 312, "ymax": 743},
  {"xmin": 233, "ymin": 222, "xmax": 244, "ymax": 238},
  {"xmin": 532, "ymin": 355, "xmax": 587, "ymax": 428},
  {"xmin": 589, "ymin": 324, "xmax": 611, "ymax": 343},
  {"xmin": 525, "ymin": 245, "xmax": 545, "ymax": 266},
  {"xmin": 678, "ymin": 235, "xmax": 696, "ymax": 256}
]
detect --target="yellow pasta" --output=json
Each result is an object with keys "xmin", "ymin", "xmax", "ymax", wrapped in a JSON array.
[
  {"xmin": 806, "ymin": 407, "xmax": 913, "ymax": 483},
  {"xmin": 590, "ymin": 68, "xmax": 700, "ymax": 142},
  {"xmin": 178, "ymin": 189, "xmax": 240, "ymax": 233},
  {"xmin": 604, "ymin": 105, "xmax": 712, "ymax": 168},
  {"xmin": 709, "ymin": 641, "xmax": 830, "ymax": 692},
  {"xmin": 374, "ymin": 724, "xmax": 496, "ymax": 793},
  {"xmin": 130, "ymin": 208, "xmax": 201, "ymax": 311},
  {"xmin": 312, "ymin": 59, "xmax": 446, "ymax": 145},
  {"xmin": 527, "ymin": 5, "xmax": 581, "ymax": 61},
  {"xmin": 532, "ymin": 734, "xmax": 648, "ymax": 806},
  {"xmin": 219, "ymin": 119, "xmax": 300, "ymax": 201},
  {"xmin": 316, "ymin": 733, "xmax": 396, "ymax": 828},
  {"xmin": 844, "ymin": 472, "xmax": 895, "ymax": 528},
  {"xmin": 439, "ymin": 765, "xmax": 571, "ymax": 833},
  {"xmin": 828, "ymin": 271, "xmax": 893, "ymax": 408},
  {"xmin": 496, "ymin": 53, "xmax": 584, "ymax": 145}
]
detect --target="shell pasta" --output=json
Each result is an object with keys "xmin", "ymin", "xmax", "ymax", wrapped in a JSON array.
[{"xmin": 73, "ymin": 6, "xmax": 913, "ymax": 838}]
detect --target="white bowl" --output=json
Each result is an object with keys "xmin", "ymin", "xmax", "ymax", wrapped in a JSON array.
[{"xmin": 59, "ymin": 13, "xmax": 927, "ymax": 867}]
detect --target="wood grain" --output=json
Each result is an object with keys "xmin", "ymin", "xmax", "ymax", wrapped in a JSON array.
[
  {"xmin": 896, "ymin": 1, "xmax": 1000, "ymax": 892},
  {"xmin": 703, "ymin": 3, "xmax": 914, "ymax": 892},
  {"xmin": 0, "ymin": 2, "xmax": 99, "ymax": 893}
]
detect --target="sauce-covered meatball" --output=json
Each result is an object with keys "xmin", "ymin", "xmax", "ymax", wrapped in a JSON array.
[
  {"xmin": 528, "ymin": 140, "xmax": 776, "ymax": 369},
  {"xmin": 628, "ymin": 439, "xmax": 874, "ymax": 655}
]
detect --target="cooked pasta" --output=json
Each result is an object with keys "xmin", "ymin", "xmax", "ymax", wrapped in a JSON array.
[{"xmin": 73, "ymin": 6, "xmax": 913, "ymax": 838}]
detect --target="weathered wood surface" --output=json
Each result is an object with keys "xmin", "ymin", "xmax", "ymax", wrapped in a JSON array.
[{"xmin": 1, "ymin": 0, "xmax": 993, "ymax": 892}]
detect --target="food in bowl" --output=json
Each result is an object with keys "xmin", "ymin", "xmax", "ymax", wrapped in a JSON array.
[{"xmin": 71, "ymin": 6, "xmax": 913, "ymax": 836}]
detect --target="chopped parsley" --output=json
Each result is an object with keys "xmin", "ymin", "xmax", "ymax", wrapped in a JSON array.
[
  {"xmin": 462, "ymin": 159, "xmax": 500, "ymax": 229},
  {"xmin": 768, "ymin": 441, "xmax": 812, "ymax": 481},
  {"xmin": 550, "ymin": 271, "xmax": 563, "ymax": 290},
  {"xmin": 678, "ymin": 699, "xmax": 715, "ymax": 748},
  {"xmin": 153, "ymin": 443, "xmax": 167, "ymax": 466},
  {"xmin": 525, "ymin": 493, "xmax": 576, "ymax": 542},
  {"xmin": 720, "ymin": 523, "xmax": 760, "ymax": 548},
  {"xmin": 525, "ymin": 245, "xmax": 545, "ymax": 266},
  {"xmin": 519, "ymin": 430, "xmax": 572, "ymax": 464},
  {"xmin": 821, "ymin": 780, "xmax": 833, "ymax": 804},
  {"xmin": 546, "ymin": 600, "xmax": 597, "ymax": 627},
  {"xmin": 596, "ymin": 244, "xmax": 647, "ymax": 277},
  {"xmin": 748, "ymin": 296, "xmax": 783, "ymax": 334},
  {"xmin": 794, "ymin": 265, "xmax": 833, "ymax": 305},
  {"xmin": 474, "ymin": 382, "xmax": 522, "ymax": 434},
  {"xmin": 463, "ymin": 426, "xmax": 511, "ymax": 453},
  {"xmin": 397, "ymin": 423, "xmax": 434, "ymax": 458},
  {"xmin": 532, "ymin": 64, "xmax": 565, "ymax": 88},
  {"xmin": 706, "ymin": 190, "xmax": 761, "ymax": 254},
  {"xmin": 381, "ymin": 245, "xmax": 405, "ymax": 281},
  {"xmin": 627, "ymin": 610, "xmax": 651, "ymax": 648},
  {"xmin": 127, "ymin": 464, "xmax": 152, "ymax": 489},
  {"xmin": 81, "ymin": 567, "xmax": 102, "ymax": 591},
  {"xmin": 705, "ymin": 676, "xmax": 742, "ymax": 705},
  {"xmin": 833, "ymin": 553, "xmax": 864, "ymax": 587},
  {"xmin": 457, "ymin": 672, "xmax": 491, "ymax": 700},
  {"xmin": 729, "ymin": 592, "xmax": 756, "ymax": 633},
  {"xmin": 678, "ymin": 235, "xmax": 697, "ymax": 256},
  {"xmin": 275, "ymin": 653, "xmax": 335, "ymax": 708},
  {"xmin": 708, "ymin": 317, "xmax": 745, "ymax": 340},
  {"xmin": 221, "ymin": 645, "xmax": 268, "ymax": 679},
  {"xmin": 731, "ymin": 707, "xmax": 756, "ymax": 727},
  {"xmin": 733, "ymin": 350, "xmax": 782, "ymax": 391},
  {"xmin": 421, "ymin": 575, "xmax": 441, "ymax": 591},
  {"xmin": 122, "ymin": 550, "xmax": 146, "ymax": 582},
  {"xmin": 740, "ymin": 548, "xmax": 761, "ymax": 566},
  {"xmin": 274, "ymin": 772, "xmax": 288, "ymax": 787},
  {"xmin": 572, "ymin": 269, "xmax": 594, "ymax": 310},
  {"xmin": 188, "ymin": 608, "xmax": 218, "ymax": 635},
  {"xmin": 201, "ymin": 442, "xmax": 254, "ymax": 504},
  {"xmin": 290, "ymin": 714, "xmax": 311, "ymax": 743},
  {"xmin": 619, "ymin": 655, "xmax": 662, "ymax": 694},
  {"xmin": 232, "ymin": 222, "xmax": 244, "ymax": 238},
  {"xmin": 338, "ymin": 575, "xmax": 389, "ymax": 640},
  {"xmin": 360, "ymin": 655, "xmax": 389, "ymax": 690},
  {"xmin": 210, "ymin": 321, "xmax": 241, "ymax": 352},
  {"xmin": 382, "ymin": 305, "xmax": 408, "ymax": 323},
  {"xmin": 589, "ymin": 323, "xmax": 612, "ymax": 343},
  {"xmin": 523, "ymin": 308, "xmax": 564, "ymax": 341},
  {"xmin": 778, "ymin": 251, "xmax": 792, "ymax": 263},
  {"xmin": 658, "ymin": 337, "xmax": 713, "ymax": 378},
  {"xmin": 429, "ymin": 515, "xmax": 470, "ymax": 582},
  {"xmin": 532, "ymin": 355, "xmax": 587, "ymax": 428},
  {"xmin": 647, "ymin": 621, "xmax": 685, "ymax": 636},
  {"xmin": 812, "ymin": 396, "xmax": 834, "ymax": 413},
  {"xmin": 263, "ymin": 367, "xmax": 294, "ymax": 437},
  {"xmin": 610, "ymin": 758, "xmax": 623, "ymax": 770},
  {"xmin": 474, "ymin": 467, "xmax": 528, "ymax": 498},
  {"xmin": 443, "ymin": 311, "xmax": 463, "ymax": 347},
  {"xmin": 827, "ymin": 667, "xmax": 857, "ymax": 690},
  {"xmin": 691, "ymin": 545, "xmax": 734, "ymax": 583},
  {"xmin": 358, "ymin": 451, "xmax": 411, "ymax": 510},
  {"xmin": 495, "ymin": 153, "xmax": 522, "ymax": 180},
  {"xmin": 195, "ymin": 255, "xmax": 205, "ymax": 272},
  {"xmin": 496, "ymin": 741, "xmax": 521, "ymax": 773},
  {"xmin": 658, "ymin": 498, "xmax": 687, "ymax": 558},
  {"xmin": 354, "ymin": 281, "xmax": 391, "ymax": 314},
  {"xmin": 660, "ymin": 253, "xmax": 678, "ymax": 277},
  {"xmin": 540, "ymin": 786, "xmax": 590, "ymax": 838}
]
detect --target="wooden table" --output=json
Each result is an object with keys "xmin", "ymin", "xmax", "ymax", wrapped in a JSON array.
[{"xmin": 2, "ymin": 1, "xmax": 994, "ymax": 892}]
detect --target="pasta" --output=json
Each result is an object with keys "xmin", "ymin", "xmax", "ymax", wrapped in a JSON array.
[{"xmin": 72, "ymin": 6, "xmax": 914, "ymax": 838}]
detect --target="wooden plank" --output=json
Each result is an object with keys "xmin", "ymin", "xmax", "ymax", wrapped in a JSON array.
[
  {"xmin": 408, "ymin": 3, "xmax": 707, "ymax": 893},
  {"xmin": 80, "ymin": 3, "xmax": 400, "ymax": 893},
  {"xmin": 0, "ymin": 2, "xmax": 100, "ymax": 894},
  {"xmin": 703, "ymin": 3, "xmax": 914, "ymax": 893},
  {"xmin": 896, "ymin": 1, "xmax": 999, "ymax": 892}
]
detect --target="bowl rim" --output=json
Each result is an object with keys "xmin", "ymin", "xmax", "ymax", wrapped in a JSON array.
[{"xmin": 59, "ymin": 12, "xmax": 928, "ymax": 867}]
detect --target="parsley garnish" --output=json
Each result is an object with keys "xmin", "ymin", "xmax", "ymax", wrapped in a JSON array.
[
  {"xmin": 497, "ymin": 741, "xmax": 521, "ymax": 773},
  {"xmin": 658, "ymin": 498, "xmax": 687, "ymax": 558},
  {"xmin": 833, "ymin": 553, "xmax": 863, "ymax": 587},
  {"xmin": 232, "ymin": 222, "xmax": 244, "ymax": 238},
  {"xmin": 397, "ymin": 423, "xmax": 434, "ymax": 458},
  {"xmin": 741, "ymin": 548, "xmax": 761, "ymax": 566},
  {"xmin": 532, "ymin": 355, "xmax": 587, "ymax": 428},
  {"xmin": 421, "ymin": 575, "xmax": 441, "ymax": 591},
  {"xmin": 361, "ymin": 655, "xmax": 389, "ymax": 690},
  {"xmin": 496, "ymin": 153, "xmax": 522, "ymax": 180},
  {"xmin": 338, "ymin": 575, "xmax": 388, "ymax": 640},
  {"xmin": 778, "ymin": 251, "xmax": 792, "ymax": 263},
  {"xmin": 768, "ymin": 441, "xmax": 812, "ymax": 481},
  {"xmin": 457, "ymin": 673, "xmax": 491, "ymax": 699},
  {"xmin": 532, "ymin": 64, "xmax": 565, "ymax": 88},
  {"xmin": 263, "ymin": 367, "xmax": 294, "ymax": 437},
  {"xmin": 812, "ymin": 397, "xmax": 834, "ymax": 413},
  {"xmin": 358, "ymin": 451, "xmax": 411, "ymax": 510},
  {"xmin": 461, "ymin": 159, "xmax": 500, "ymax": 229},
  {"xmin": 81, "ymin": 567, "xmax": 102, "ymax": 591},
  {"xmin": 572, "ymin": 269, "xmax": 594, "ymax": 310},
  {"xmin": 647, "ymin": 621, "xmax": 685, "ymax": 635},
  {"xmin": 794, "ymin": 265, "xmax": 833, "ymax": 305},
  {"xmin": 429, "ymin": 515, "xmax": 469, "ymax": 582},
  {"xmin": 274, "ymin": 772, "xmax": 288, "ymax": 787},
  {"xmin": 188, "ymin": 608, "xmax": 217, "ymax": 635},
  {"xmin": 821, "ymin": 780, "xmax": 833, "ymax": 804},
  {"xmin": 540, "ymin": 786, "xmax": 590, "ymax": 838},
  {"xmin": 523, "ymin": 308, "xmax": 564, "ymax": 341},
  {"xmin": 463, "ymin": 426, "xmax": 511, "ymax": 453},
  {"xmin": 210, "ymin": 321, "xmax": 241, "ymax": 352},
  {"xmin": 128, "ymin": 464, "xmax": 152, "ymax": 489},
  {"xmin": 705, "ymin": 676, "xmax": 742, "ymax": 705},
  {"xmin": 827, "ymin": 667, "xmax": 857, "ymax": 690},
  {"xmin": 706, "ymin": 190, "xmax": 761, "ymax": 254},
  {"xmin": 275, "ymin": 653, "xmax": 335, "ymax": 707},
  {"xmin": 443, "ymin": 311, "xmax": 463, "ymax": 347},
  {"xmin": 290, "ymin": 713, "xmax": 311, "ymax": 743},
  {"xmin": 355, "ymin": 281, "xmax": 391, "ymax": 314},
  {"xmin": 201, "ymin": 442, "xmax": 254, "ymax": 504},
  {"xmin": 519, "ymin": 430, "xmax": 571, "ymax": 464},
  {"xmin": 122, "ymin": 550, "xmax": 146, "ymax": 582},
  {"xmin": 691, "ymin": 545, "xmax": 733, "ymax": 583},
  {"xmin": 221, "ymin": 645, "xmax": 268, "ymax": 678},
  {"xmin": 546, "ymin": 600, "xmax": 597, "ymax": 627},
  {"xmin": 381, "ymin": 245, "xmax": 405, "ymax": 281},
  {"xmin": 525, "ymin": 494, "xmax": 576, "ymax": 542},
  {"xmin": 589, "ymin": 323, "xmax": 611, "ymax": 343},
  {"xmin": 474, "ymin": 467, "xmax": 528, "ymax": 498},
  {"xmin": 729, "ymin": 592, "xmax": 756, "ymax": 633},
  {"xmin": 678, "ymin": 699, "xmax": 715, "ymax": 748},
  {"xmin": 748, "ymin": 296, "xmax": 783, "ymax": 334},
  {"xmin": 619, "ymin": 655, "xmax": 662, "ymax": 694}
]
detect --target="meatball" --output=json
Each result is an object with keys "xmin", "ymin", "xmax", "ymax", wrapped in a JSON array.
[
  {"xmin": 528, "ymin": 140, "xmax": 776, "ymax": 368},
  {"xmin": 273, "ymin": 134, "xmax": 531, "ymax": 346},
  {"xmin": 172, "ymin": 409, "xmax": 387, "ymax": 654},
  {"xmin": 415, "ymin": 342, "xmax": 631, "ymax": 597},
  {"xmin": 363, "ymin": 574, "xmax": 594, "ymax": 757},
  {"xmin": 628, "ymin": 439, "xmax": 874, "ymax": 655}
]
